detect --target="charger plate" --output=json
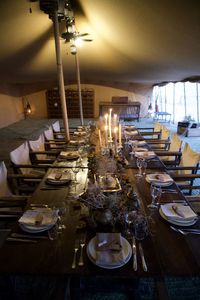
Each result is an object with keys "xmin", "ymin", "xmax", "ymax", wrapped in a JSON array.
[
  {"xmin": 159, "ymin": 207, "xmax": 198, "ymax": 227},
  {"xmin": 87, "ymin": 236, "xmax": 132, "ymax": 269}
]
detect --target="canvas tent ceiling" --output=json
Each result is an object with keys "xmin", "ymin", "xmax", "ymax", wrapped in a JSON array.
[{"xmin": 0, "ymin": 0, "xmax": 200, "ymax": 94}]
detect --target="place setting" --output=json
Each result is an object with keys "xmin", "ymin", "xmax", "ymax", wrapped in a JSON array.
[
  {"xmin": 18, "ymin": 207, "xmax": 59, "ymax": 234},
  {"xmin": 145, "ymin": 172, "xmax": 174, "ymax": 187},
  {"xmin": 159, "ymin": 202, "xmax": 198, "ymax": 227},
  {"xmin": 42, "ymin": 169, "xmax": 72, "ymax": 187},
  {"xmin": 57, "ymin": 150, "xmax": 80, "ymax": 161}
]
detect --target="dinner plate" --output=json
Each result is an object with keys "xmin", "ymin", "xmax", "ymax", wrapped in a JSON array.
[
  {"xmin": 59, "ymin": 155, "xmax": 80, "ymax": 161},
  {"xmin": 19, "ymin": 223, "xmax": 55, "ymax": 233},
  {"xmin": 159, "ymin": 208, "xmax": 198, "ymax": 226},
  {"xmin": 146, "ymin": 175, "xmax": 173, "ymax": 187},
  {"xmin": 87, "ymin": 236, "xmax": 132, "ymax": 269},
  {"xmin": 134, "ymin": 147, "xmax": 148, "ymax": 152},
  {"xmin": 45, "ymin": 178, "xmax": 71, "ymax": 186},
  {"xmin": 135, "ymin": 152, "xmax": 156, "ymax": 160}
]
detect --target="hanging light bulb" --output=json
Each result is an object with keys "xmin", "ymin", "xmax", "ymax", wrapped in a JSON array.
[
  {"xmin": 70, "ymin": 44, "xmax": 77, "ymax": 55},
  {"xmin": 74, "ymin": 37, "xmax": 83, "ymax": 47}
]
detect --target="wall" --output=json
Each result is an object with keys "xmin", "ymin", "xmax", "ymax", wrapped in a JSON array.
[
  {"xmin": 66, "ymin": 84, "xmax": 152, "ymax": 118},
  {"xmin": 0, "ymin": 94, "xmax": 24, "ymax": 129},
  {"xmin": 25, "ymin": 90, "xmax": 47, "ymax": 119},
  {"xmin": 0, "ymin": 83, "xmax": 151, "ymax": 128}
]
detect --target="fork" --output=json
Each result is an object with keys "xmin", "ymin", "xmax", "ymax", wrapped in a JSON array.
[
  {"xmin": 72, "ymin": 239, "xmax": 79, "ymax": 269},
  {"xmin": 78, "ymin": 234, "xmax": 86, "ymax": 266}
]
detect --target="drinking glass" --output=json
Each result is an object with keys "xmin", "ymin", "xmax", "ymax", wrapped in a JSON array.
[
  {"xmin": 129, "ymin": 141, "xmax": 137, "ymax": 155},
  {"xmin": 124, "ymin": 210, "xmax": 137, "ymax": 237},
  {"xmin": 53, "ymin": 201, "xmax": 67, "ymax": 231},
  {"xmin": 135, "ymin": 158, "xmax": 143, "ymax": 177},
  {"xmin": 124, "ymin": 130, "xmax": 129, "ymax": 144},
  {"xmin": 148, "ymin": 183, "xmax": 162, "ymax": 209},
  {"xmin": 141, "ymin": 159, "xmax": 147, "ymax": 176},
  {"xmin": 134, "ymin": 213, "xmax": 148, "ymax": 240},
  {"xmin": 72, "ymin": 162, "xmax": 81, "ymax": 184}
]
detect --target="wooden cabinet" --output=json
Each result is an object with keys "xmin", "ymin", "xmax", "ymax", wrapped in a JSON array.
[
  {"xmin": 99, "ymin": 101, "xmax": 141, "ymax": 121},
  {"xmin": 46, "ymin": 88, "xmax": 94, "ymax": 118}
]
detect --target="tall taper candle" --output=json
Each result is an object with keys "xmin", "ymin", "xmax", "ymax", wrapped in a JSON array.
[
  {"xmin": 109, "ymin": 108, "xmax": 112, "ymax": 140},
  {"xmin": 105, "ymin": 114, "xmax": 108, "ymax": 127},
  {"xmin": 105, "ymin": 125, "xmax": 108, "ymax": 146},
  {"xmin": 119, "ymin": 124, "xmax": 122, "ymax": 147},
  {"xmin": 98, "ymin": 129, "xmax": 102, "ymax": 147}
]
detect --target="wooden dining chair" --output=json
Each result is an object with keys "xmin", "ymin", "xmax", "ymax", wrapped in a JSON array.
[
  {"xmin": 29, "ymin": 134, "xmax": 59, "ymax": 164},
  {"xmin": 0, "ymin": 161, "xmax": 28, "ymax": 202},
  {"xmin": 139, "ymin": 122, "xmax": 162, "ymax": 140},
  {"xmin": 155, "ymin": 133, "xmax": 183, "ymax": 164},
  {"xmin": 166, "ymin": 143, "xmax": 200, "ymax": 195},
  {"xmin": 44, "ymin": 126, "xmax": 67, "ymax": 150},
  {"xmin": 52, "ymin": 120, "xmax": 65, "ymax": 139},
  {"xmin": 9, "ymin": 142, "xmax": 45, "ymax": 193}
]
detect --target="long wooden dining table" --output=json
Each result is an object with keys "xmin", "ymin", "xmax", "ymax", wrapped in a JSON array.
[{"xmin": 0, "ymin": 128, "xmax": 200, "ymax": 299}]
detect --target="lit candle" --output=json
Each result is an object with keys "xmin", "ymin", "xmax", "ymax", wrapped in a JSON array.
[
  {"xmin": 98, "ymin": 129, "xmax": 102, "ymax": 147},
  {"xmin": 104, "ymin": 114, "xmax": 108, "ymax": 127},
  {"xmin": 105, "ymin": 125, "xmax": 108, "ymax": 146},
  {"xmin": 113, "ymin": 114, "xmax": 117, "ymax": 126},
  {"xmin": 109, "ymin": 108, "xmax": 112, "ymax": 140},
  {"xmin": 114, "ymin": 126, "xmax": 118, "ymax": 149},
  {"xmin": 119, "ymin": 124, "xmax": 122, "ymax": 147}
]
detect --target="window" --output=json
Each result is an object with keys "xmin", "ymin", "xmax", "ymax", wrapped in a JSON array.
[{"xmin": 153, "ymin": 82, "xmax": 200, "ymax": 123}]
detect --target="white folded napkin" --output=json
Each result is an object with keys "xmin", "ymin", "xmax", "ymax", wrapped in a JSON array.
[
  {"xmin": 134, "ymin": 147, "xmax": 148, "ymax": 152},
  {"xmin": 69, "ymin": 139, "xmax": 85, "ymax": 144},
  {"xmin": 95, "ymin": 233, "xmax": 125, "ymax": 265},
  {"xmin": 19, "ymin": 208, "xmax": 58, "ymax": 226},
  {"xmin": 146, "ymin": 173, "xmax": 173, "ymax": 184},
  {"xmin": 125, "ymin": 130, "xmax": 138, "ymax": 136},
  {"xmin": 59, "ymin": 151, "xmax": 79, "ymax": 159},
  {"xmin": 123, "ymin": 125, "xmax": 136, "ymax": 131},
  {"xmin": 47, "ymin": 170, "xmax": 71, "ymax": 181},
  {"xmin": 135, "ymin": 151, "xmax": 155, "ymax": 159},
  {"xmin": 161, "ymin": 203, "xmax": 197, "ymax": 221},
  {"xmin": 74, "ymin": 131, "xmax": 87, "ymax": 136}
]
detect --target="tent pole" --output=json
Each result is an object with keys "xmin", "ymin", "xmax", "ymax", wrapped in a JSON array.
[
  {"xmin": 75, "ymin": 52, "xmax": 84, "ymax": 126},
  {"xmin": 53, "ymin": 10, "xmax": 70, "ymax": 141}
]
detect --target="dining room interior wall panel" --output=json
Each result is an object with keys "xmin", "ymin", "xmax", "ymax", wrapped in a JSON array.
[
  {"xmin": 0, "ymin": 94, "xmax": 23, "ymax": 129},
  {"xmin": 25, "ymin": 90, "xmax": 48, "ymax": 119},
  {"xmin": 65, "ymin": 84, "xmax": 151, "ymax": 118}
]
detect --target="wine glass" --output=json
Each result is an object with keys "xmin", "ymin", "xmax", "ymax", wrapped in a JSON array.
[
  {"xmin": 134, "ymin": 213, "xmax": 148, "ymax": 240},
  {"xmin": 72, "ymin": 162, "xmax": 81, "ymax": 184},
  {"xmin": 124, "ymin": 210, "xmax": 137, "ymax": 237},
  {"xmin": 148, "ymin": 183, "xmax": 162, "ymax": 209},
  {"xmin": 124, "ymin": 130, "xmax": 129, "ymax": 144},
  {"xmin": 135, "ymin": 158, "xmax": 143, "ymax": 177},
  {"xmin": 141, "ymin": 159, "xmax": 147, "ymax": 176},
  {"xmin": 53, "ymin": 201, "xmax": 67, "ymax": 231},
  {"xmin": 129, "ymin": 141, "xmax": 137, "ymax": 155}
]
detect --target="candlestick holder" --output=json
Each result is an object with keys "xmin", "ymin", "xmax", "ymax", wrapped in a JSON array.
[{"xmin": 107, "ymin": 136, "xmax": 113, "ymax": 144}]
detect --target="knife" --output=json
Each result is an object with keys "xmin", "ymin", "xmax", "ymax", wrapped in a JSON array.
[
  {"xmin": 178, "ymin": 228, "xmax": 200, "ymax": 233},
  {"xmin": 11, "ymin": 233, "xmax": 48, "ymax": 240},
  {"xmin": 138, "ymin": 243, "xmax": 147, "ymax": 272},
  {"xmin": 0, "ymin": 214, "xmax": 20, "ymax": 218},
  {"xmin": 132, "ymin": 237, "xmax": 137, "ymax": 271},
  {"xmin": 6, "ymin": 237, "xmax": 37, "ymax": 243}
]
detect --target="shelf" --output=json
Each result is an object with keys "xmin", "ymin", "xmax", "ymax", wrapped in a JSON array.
[{"xmin": 46, "ymin": 89, "xmax": 94, "ymax": 119}]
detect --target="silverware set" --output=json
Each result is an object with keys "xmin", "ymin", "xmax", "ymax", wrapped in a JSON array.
[
  {"xmin": 6, "ymin": 232, "xmax": 49, "ymax": 243},
  {"xmin": 170, "ymin": 226, "xmax": 200, "ymax": 235},
  {"xmin": 72, "ymin": 235, "xmax": 86, "ymax": 269},
  {"xmin": 132, "ymin": 238, "xmax": 147, "ymax": 272}
]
